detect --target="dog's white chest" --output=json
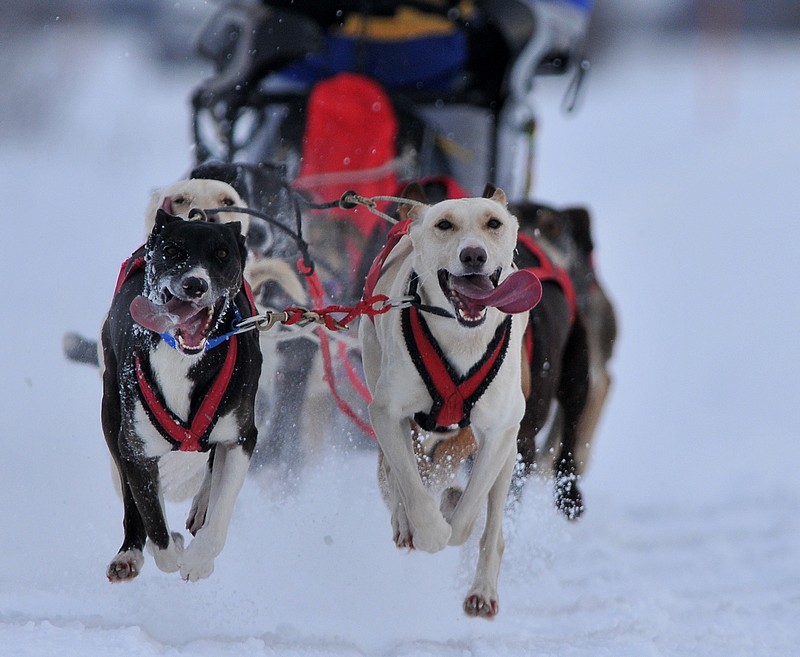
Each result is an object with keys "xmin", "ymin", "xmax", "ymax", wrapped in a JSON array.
[
  {"xmin": 150, "ymin": 343, "xmax": 198, "ymax": 419},
  {"xmin": 133, "ymin": 343, "xmax": 202, "ymax": 457}
]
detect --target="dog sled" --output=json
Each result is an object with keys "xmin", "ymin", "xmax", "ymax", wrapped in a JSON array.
[{"xmin": 187, "ymin": 0, "xmax": 597, "ymax": 466}]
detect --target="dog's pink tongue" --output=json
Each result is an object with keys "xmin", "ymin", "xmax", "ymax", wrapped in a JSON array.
[
  {"xmin": 451, "ymin": 270, "xmax": 542, "ymax": 314},
  {"xmin": 130, "ymin": 296, "xmax": 205, "ymax": 336}
]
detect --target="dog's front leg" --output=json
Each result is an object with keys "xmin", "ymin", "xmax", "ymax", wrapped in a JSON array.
[
  {"xmin": 446, "ymin": 426, "xmax": 518, "ymax": 546},
  {"xmin": 378, "ymin": 451, "xmax": 413, "ymax": 547},
  {"xmin": 181, "ymin": 442, "xmax": 250, "ymax": 581},
  {"xmin": 121, "ymin": 455, "xmax": 184, "ymax": 575},
  {"xmin": 107, "ymin": 466, "xmax": 147, "ymax": 582},
  {"xmin": 186, "ymin": 454, "xmax": 213, "ymax": 536},
  {"xmin": 369, "ymin": 401, "xmax": 451, "ymax": 552},
  {"xmin": 463, "ymin": 443, "xmax": 517, "ymax": 619}
]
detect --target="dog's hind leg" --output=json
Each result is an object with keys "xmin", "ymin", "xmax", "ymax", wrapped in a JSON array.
[
  {"xmin": 463, "ymin": 443, "xmax": 517, "ymax": 619},
  {"xmin": 447, "ymin": 428, "xmax": 517, "ymax": 547},
  {"xmin": 181, "ymin": 442, "xmax": 251, "ymax": 581},
  {"xmin": 186, "ymin": 451, "xmax": 213, "ymax": 535},
  {"xmin": 514, "ymin": 294, "xmax": 566, "ymax": 493},
  {"xmin": 573, "ymin": 365, "xmax": 610, "ymax": 475},
  {"xmin": 553, "ymin": 319, "xmax": 590, "ymax": 520},
  {"xmin": 573, "ymin": 289, "xmax": 617, "ymax": 475}
]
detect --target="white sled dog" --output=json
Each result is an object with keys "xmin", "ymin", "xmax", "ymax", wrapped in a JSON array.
[
  {"xmin": 144, "ymin": 177, "xmax": 249, "ymax": 233},
  {"xmin": 359, "ymin": 188, "xmax": 541, "ymax": 619}
]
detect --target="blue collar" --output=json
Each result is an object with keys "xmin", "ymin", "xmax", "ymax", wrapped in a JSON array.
[{"xmin": 160, "ymin": 303, "xmax": 243, "ymax": 352}]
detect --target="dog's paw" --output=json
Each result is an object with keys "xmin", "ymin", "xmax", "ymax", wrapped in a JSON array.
[
  {"xmin": 463, "ymin": 589, "xmax": 499, "ymax": 619},
  {"xmin": 439, "ymin": 486, "xmax": 463, "ymax": 521},
  {"xmin": 180, "ymin": 536, "xmax": 217, "ymax": 582},
  {"xmin": 148, "ymin": 532, "xmax": 184, "ymax": 573},
  {"xmin": 554, "ymin": 469, "xmax": 584, "ymax": 521},
  {"xmin": 392, "ymin": 506, "xmax": 413, "ymax": 550},
  {"xmin": 106, "ymin": 548, "xmax": 144, "ymax": 582},
  {"xmin": 181, "ymin": 558, "xmax": 215, "ymax": 582},
  {"xmin": 409, "ymin": 511, "xmax": 452, "ymax": 553},
  {"xmin": 186, "ymin": 499, "xmax": 208, "ymax": 536}
]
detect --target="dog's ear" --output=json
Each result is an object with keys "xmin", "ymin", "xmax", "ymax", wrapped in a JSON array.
[
  {"xmin": 223, "ymin": 221, "xmax": 248, "ymax": 265},
  {"xmin": 237, "ymin": 232, "xmax": 248, "ymax": 267},
  {"xmin": 398, "ymin": 182, "xmax": 428, "ymax": 222},
  {"xmin": 482, "ymin": 182, "xmax": 498, "ymax": 199},
  {"xmin": 407, "ymin": 202, "xmax": 429, "ymax": 222},
  {"xmin": 147, "ymin": 209, "xmax": 181, "ymax": 251},
  {"xmin": 562, "ymin": 207, "xmax": 594, "ymax": 256},
  {"xmin": 152, "ymin": 209, "xmax": 182, "ymax": 234},
  {"xmin": 488, "ymin": 186, "xmax": 508, "ymax": 207},
  {"xmin": 401, "ymin": 182, "xmax": 429, "ymax": 204}
]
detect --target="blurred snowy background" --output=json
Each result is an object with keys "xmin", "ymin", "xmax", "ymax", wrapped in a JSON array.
[{"xmin": 1, "ymin": 2, "xmax": 799, "ymax": 655}]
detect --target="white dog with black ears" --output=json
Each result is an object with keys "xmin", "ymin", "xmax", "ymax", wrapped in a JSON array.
[{"xmin": 359, "ymin": 187, "xmax": 542, "ymax": 619}]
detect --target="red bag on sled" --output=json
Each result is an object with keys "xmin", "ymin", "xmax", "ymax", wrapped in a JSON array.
[{"xmin": 295, "ymin": 73, "xmax": 399, "ymax": 238}]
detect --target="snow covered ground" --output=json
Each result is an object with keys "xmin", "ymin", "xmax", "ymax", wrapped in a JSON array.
[{"xmin": 1, "ymin": 17, "xmax": 799, "ymax": 657}]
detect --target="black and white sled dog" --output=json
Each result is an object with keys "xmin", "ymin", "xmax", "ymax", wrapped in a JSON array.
[
  {"xmin": 65, "ymin": 166, "xmax": 309, "ymax": 494},
  {"xmin": 101, "ymin": 211, "xmax": 261, "ymax": 582},
  {"xmin": 359, "ymin": 188, "xmax": 541, "ymax": 618}
]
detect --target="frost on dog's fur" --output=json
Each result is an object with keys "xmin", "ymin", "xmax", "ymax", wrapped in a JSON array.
[{"xmin": 101, "ymin": 216, "xmax": 261, "ymax": 583}]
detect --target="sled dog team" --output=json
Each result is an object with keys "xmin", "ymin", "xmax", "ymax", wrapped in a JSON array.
[{"xmin": 99, "ymin": 175, "xmax": 615, "ymax": 619}]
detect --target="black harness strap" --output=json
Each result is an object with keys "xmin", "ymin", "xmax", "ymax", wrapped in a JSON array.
[{"xmin": 401, "ymin": 302, "xmax": 512, "ymax": 433}]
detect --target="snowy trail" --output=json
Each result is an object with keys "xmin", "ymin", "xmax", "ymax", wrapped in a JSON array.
[{"xmin": 1, "ymin": 24, "xmax": 798, "ymax": 657}]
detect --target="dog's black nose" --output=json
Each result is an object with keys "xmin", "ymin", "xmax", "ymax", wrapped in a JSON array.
[
  {"xmin": 460, "ymin": 246, "xmax": 487, "ymax": 270},
  {"xmin": 181, "ymin": 276, "xmax": 209, "ymax": 299}
]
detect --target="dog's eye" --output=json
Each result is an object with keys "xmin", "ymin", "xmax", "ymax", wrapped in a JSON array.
[
  {"xmin": 172, "ymin": 195, "xmax": 187, "ymax": 206},
  {"xmin": 487, "ymin": 217, "xmax": 502, "ymax": 229},
  {"xmin": 435, "ymin": 219, "xmax": 454, "ymax": 231},
  {"xmin": 215, "ymin": 248, "xmax": 229, "ymax": 260},
  {"xmin": 221, "ymin": 196, "xmax": 235, "ymax": 207},
  {"xmin": 164, "ymin": 245, "xmax": 180, "ymax": 258}
]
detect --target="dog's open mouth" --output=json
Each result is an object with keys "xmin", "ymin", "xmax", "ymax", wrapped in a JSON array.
[
  {"xmin": 439, "ymin": 270, "xmax": 500, "ymax": 326},
  {"xmin": 438, "ymin": 268, "xmax": 545, "ymax": 327},
  {"xmin": 130, "ymin": 291, "xmax": 222, "ymax": 353}
]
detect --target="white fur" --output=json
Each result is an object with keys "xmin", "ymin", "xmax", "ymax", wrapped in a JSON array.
[
  {"xmin": 129, "ymin": 338, "xmax": 250, "ymax": 581},
  {"xmin": 132, "ymin": 343, "xmax": 204, "ymax": 458},
  {"xmin": 148, "ymin": 531, "xmax": 184, "ymax": 574},
  {"xmin": 359, "ymin": 190, "xmax": 528, "ymax": 618},
  {"xmin": 131, "ymin": 343, "xmax": 193, "ymax": 456},
  {"xmin": 107, "ymin": 548, "xmax": 144, "ymax": 581},
  {"xmin": 150, "ymin": 340, "xmax": 200, "ymax": 421},
  {"xmin": 134, "ymin": 342, "xmax": 204, "ymax": 458},
  {"xmin": 180, "ymin": 444, "xmax": 250, "ymax": 581},
  {"xmin": 119, "ymin": 335, "xmax": 209, "ymax": 500},
  {"xmin": 144, "ymin": 178, "xmax": 249, "ymax": 235}
]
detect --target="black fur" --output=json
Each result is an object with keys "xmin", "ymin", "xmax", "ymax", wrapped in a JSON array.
[
  {"xmin": 100, "ymin": 214, "xmax": 261, "ymax": 577},
  {"xmin": 477, "ymin": 184, "xmax": 591, "ymax": 519},
  {"xmin": 513, "ymin": 246, "xmax": 590, "ymax": 519}
]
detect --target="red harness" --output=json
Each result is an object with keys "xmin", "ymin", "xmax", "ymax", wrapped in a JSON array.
[
  {"xmin": 516, "ymin": 233, "xmax": 577, "ymax": 365},
  {"xmin": 516, "ymin": 233, "xmax": 576, "ymax": 321},
  {"xmin": 114, "ymin": 254, "xmax": 146, "ymax": 295},
  {"xmin": 114, "ymin": 246, "xmax": 254, "ymax": 452},
  {"xmin": 401, "ymin": 296, "xmax": 512, "ymax": 433},
  {"xmin": 362, "ymin": 217, "xmax": 412, "ymax": 301},
  {"xmin": 134, "ymin": 338, "xmax": 238, "ymax": 452},
  {"xmin": 362, "ymin": 212, "xmax": 513, "ymax": 431}
]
